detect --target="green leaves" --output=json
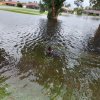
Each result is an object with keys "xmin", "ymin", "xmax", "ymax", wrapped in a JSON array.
[
  {"xmin": 43, "ymin": 0, "xmax": 65, "ymax": 8},
  {"xmin": 42, "ymin": 0, "xmax": 66, "ymax": 19},
  {"xmin": 90, "ymin": 0, "xmax": 100, "ymax": 9}
]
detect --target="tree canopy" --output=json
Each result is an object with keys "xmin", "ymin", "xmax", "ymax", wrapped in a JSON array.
[
  {"xmin": 74, "ymin": 0, "xmax": 84, "ymax": 7},
  {"xmin": 42, "ymin": 0, "xmax": 100, "ymax": 19},
  {"xmin": 90, "ymin": 0, "xmax": 100, "ymax": 9},
  {"xmin": 42, "ymin": 0, "xmax": 65, "ymax": 19}
]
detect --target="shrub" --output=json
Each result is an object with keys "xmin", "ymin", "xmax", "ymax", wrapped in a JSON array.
[
  {"xmin": 17, "ymin": 3, "xmax": 23, "ymax": 8},
  {"xmin": 74, "ymin": 8, "xmax": 83, "ymax": 15}
]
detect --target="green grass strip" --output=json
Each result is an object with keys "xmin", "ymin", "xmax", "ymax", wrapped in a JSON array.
[{"xmin": 0, "ymin": 7, "xmax": 47, "ymax": 15}]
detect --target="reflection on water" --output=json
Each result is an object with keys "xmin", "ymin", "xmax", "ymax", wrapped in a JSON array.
[{"xmin": 0, "ymin": 11, "xmax": 100, "ymax": 100}]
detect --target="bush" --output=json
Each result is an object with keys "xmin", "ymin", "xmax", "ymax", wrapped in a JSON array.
[
  {"xmin": 17, "ymin": 3, "xmax": 23, "ymax": 8},
  {"xmin": 39, "ymin": 4, "xmax": 45, "ymax": 13},
  {"xmin": 74, "ymin": 8, "xmax": 83, "ymax": 15}
]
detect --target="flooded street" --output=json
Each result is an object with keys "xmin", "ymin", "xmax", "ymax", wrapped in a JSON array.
[{"xmin": 0, "ymin": 11, "xmax": 100, "ymax": 100}]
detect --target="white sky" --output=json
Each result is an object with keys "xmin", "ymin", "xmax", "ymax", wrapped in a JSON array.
[{"xmin": 66, "ymin": 0, "xmax": 90, "ymax": 8}]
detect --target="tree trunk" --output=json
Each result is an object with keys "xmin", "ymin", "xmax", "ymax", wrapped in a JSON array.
[
  {"xmin": 47, "ymin": 8, "xmax": 59, "ymax": 20},
  {"xmin": 94, "ymin": 24, "xmax": 100, "ymax": 47},
  {"xmin": 47, "ymin": 0, "xmax": 59, "ymax": 20}
]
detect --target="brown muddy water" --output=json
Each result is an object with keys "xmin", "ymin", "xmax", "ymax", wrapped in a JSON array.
[{"xmin": 0, "ymin": 11, "xmax": 100, "ymax": 100}]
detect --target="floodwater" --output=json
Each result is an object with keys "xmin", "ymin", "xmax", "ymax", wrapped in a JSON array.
[{"xmin": 0, "ymin": 11, "xmax": 100, "ymax": 100}]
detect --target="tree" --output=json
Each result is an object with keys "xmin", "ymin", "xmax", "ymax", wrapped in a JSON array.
[
  {"xmin": 63, "ymin": 1, "xmax": 71, "ymax": 8},
  {"xmin": 74, "ymin": 0, "xmax": 84, "ymax": 7},
  {"xmin": 65, "ymin": 4, "xmax": 71, "ymax": 8},
  {"xmin": 74, "ymin": 0, "xmax": 83, "ymax": 15},
  {"xmin": 94, "ymin": 25, "xmax": 100, "ymax": 47},
  {"xmin": 90, "ymin": 0, "xmax": 100, "ymax": 10},
  {"xmin": 39, "ymin": 0, "xmax": 45, "ymax": 13},
  {"xmin": 42, "ymin": 0, "xmax": 65, "ymax": 20},
  {"xmin": 17, "ymin": 2, "xmax": 23, "ymax": 8},
  {"xmin": 76, "ymin": 0, "xmax": 100, "ymax": 10}
]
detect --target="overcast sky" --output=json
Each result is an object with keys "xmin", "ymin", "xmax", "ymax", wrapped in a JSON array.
[{"xmin": 19, "ymin": 0, "xmax": 90, "ymax": 8}]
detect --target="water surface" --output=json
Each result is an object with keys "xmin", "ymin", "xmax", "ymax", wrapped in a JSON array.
[{"xmin": 0, "ymin": 11, "xmax": 100, "ymax": 100}]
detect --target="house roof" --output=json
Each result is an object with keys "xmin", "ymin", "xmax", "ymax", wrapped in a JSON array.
[
  {"xmin": 4, "ymin": 1, "xmax": 17, "ymax": 5},
  {"xmin": 85, "ymin": 10, "xmax": 100, "ymax": 14},
  {"xmin": 26, "ymin": 3, "xmax": 39, "ymax": 7},
  {"xmin": 62, "ymin": 7, "xmax": 73, "ymax": 11}
]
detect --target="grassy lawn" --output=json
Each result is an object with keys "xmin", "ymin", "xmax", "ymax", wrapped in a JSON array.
[{"xmin": 0, "ymin": 6, "xmax": 48, "ymax": 15}]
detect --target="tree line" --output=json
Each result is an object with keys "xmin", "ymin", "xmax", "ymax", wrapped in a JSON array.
[{"xmin": 42, "ymin": 0, "xmax": 99, "ymax": 19}]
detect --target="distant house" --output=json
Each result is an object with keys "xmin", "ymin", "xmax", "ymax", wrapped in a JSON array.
[
  {"xmin": 84, "ymin": 10, "xmax": 100, "ymax": 16},
  {"xmin": 62, "ymin": 7, "xmax": 73, "ymax": 13},
  {"xmin": 25, "ymin": 2, "xmax": 39, "ymax": 9},
  {"xmin": 2, "ymin": 0, "xmax": 39, "ymax": 9},
  {"xmin": 5, "ymin": 0, "xmax": 17, "ymax": 2},
  {"xmin": 0, "ymin": 2, "xmax": 4, "ymax": 5},
  {"xmin": 4, "ymin": 0, "xmax": 17, "ymax": 6}
]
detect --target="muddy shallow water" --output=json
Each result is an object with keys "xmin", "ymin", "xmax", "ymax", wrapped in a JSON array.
[{"xmin": 0, "ymin": 11, "xmax": 100, "ymax": 100}]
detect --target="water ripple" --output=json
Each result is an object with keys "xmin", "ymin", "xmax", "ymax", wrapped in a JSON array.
[{"xmin": 0, "ymin": 11, "xmax": 100, "ymax": 100}]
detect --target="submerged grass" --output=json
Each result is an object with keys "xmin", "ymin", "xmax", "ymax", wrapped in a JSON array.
[{"xmin": 0, "ymin": 76, "xmax": 10, "ymax": 99}]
